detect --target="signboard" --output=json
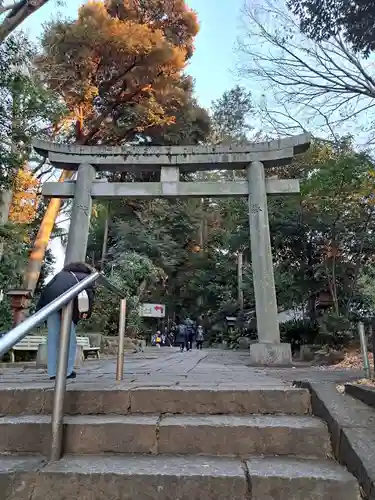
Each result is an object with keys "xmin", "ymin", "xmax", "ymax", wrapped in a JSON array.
[{"xmin": 139, "ymin": 303, "xmax": 165, "ymax": 318}]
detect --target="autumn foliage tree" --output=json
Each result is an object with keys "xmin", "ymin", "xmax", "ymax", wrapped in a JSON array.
[
  {"xmin": 9, "ymin": 166, "xmax": 39, "ymax": 224},
  {"xmin": 23, "ymin": 0, "xmax": 206, "ymax": 295},
  {"xmin": 37, "ymin": 0, "xmax": 201, "ymax": 145}
]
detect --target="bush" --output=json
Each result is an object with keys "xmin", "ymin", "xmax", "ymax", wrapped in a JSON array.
[
  {"xmin": 280, "ymin": 319, "xmax": 319, "ymax": 352},
  {"xmin": 317, "ymin": 311, "xmax": 353, "ymax": 348}
]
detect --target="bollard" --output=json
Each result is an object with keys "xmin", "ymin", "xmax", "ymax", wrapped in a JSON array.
[
  {"xmin": 358, "ymin": 322, "xmax": 371, "ymax": 379},
  {"xmin": 116, "ymin": 298, "xmax": 127, "ymax": 381}
]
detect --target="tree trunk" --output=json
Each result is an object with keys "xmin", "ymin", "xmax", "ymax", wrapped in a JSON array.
[
  {"xmin": 22, "ymin": 112, "xmax": 85, "ymax": 295},
  {"xmin": 22, "ymin": 169, "xmax": 74, "ymax": 292},
  {"xmin": 0, "ymin": 190, "xmax": 12, "ymax": 262}
]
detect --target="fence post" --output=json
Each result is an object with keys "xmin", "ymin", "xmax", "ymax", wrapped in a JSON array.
[
  {"xmin": 116, "ymin": 298, "xmax": 127, "ymax": 381},
  {"xmin": 358, "ymin": 321, "xmax": 371, "ymax": 379}
]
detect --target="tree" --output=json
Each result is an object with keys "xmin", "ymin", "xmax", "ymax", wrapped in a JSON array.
[
  {"xmin": 238, "ymin": 0, "xmax": 375, "ymax": 142},
  {"xmin": 269, "ymin": 139, "xmax": 375, "ymax": 323},
  {"xmin": 8, "ymin": 165, "xmax": 39, "ymax": 223},
  {"xmin": 0, "ymin": 35, "xmax": 63, "ymax": 187},
  {"xmin": 23, "ymin": 0, "xmax": 205, "ymax": 296},
  {"xmin": 37, "ymin": 0, "xmax": 200, "ymax": 145},
  {"xmin": 210, "ymin": 85, "xmax": 254, "ymax": 145},
  {"xmin": 0, "ymin": 0, "xmax": 52, "ymax": 42},
  {"xmin": 287, "ymin": 0, "xmax": 375, "ymax": 56},
  {"xmin": 0, "ymin": 33, "xmax": 64, "ymax": 301}
]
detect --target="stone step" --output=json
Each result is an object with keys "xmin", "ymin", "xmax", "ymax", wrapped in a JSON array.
[
  {"xmin": 0, "ymin": 414, "xmax": 330, "ymax": 458},
  {"xmin": 0, "ymin": 386, "xmax": 311, "ymax": 416},
  {"xmin": 0, "ymin": 454, "xmax": 360, "ymax": 499}
]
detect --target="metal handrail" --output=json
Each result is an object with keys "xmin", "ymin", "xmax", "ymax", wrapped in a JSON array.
[
  {"xmin": 0, "ymin": 271, "xmax": 100, "ymax": 357},
  {"xmin": 0, "ymin": 270, "xmax": 127, "ymax": 463}
]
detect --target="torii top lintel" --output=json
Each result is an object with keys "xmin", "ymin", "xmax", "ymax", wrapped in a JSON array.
[{"xmin": 33, "ymin": 133, "xmax": 311, "ymax": 173}]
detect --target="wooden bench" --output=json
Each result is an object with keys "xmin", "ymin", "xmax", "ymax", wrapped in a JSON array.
[{"xmin": 9, "ymin": 335, "xmax": 100, "ymax": 362}]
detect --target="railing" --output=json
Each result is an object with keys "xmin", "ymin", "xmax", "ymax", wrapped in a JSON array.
[{"xmin": 0, "ymin": 270, "xmax": 127, "ymax": 462}]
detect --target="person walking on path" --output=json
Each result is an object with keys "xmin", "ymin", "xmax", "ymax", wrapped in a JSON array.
[
  {"xmin": 176, "ymin": 322, "xmax": 188, "ymax": 352},
  {"xmin": 196, "ymin": 325, "xmax": 204, "ymax": 350},
  {"xmin": 184, "ymin": 317, "xmax": 195, "ymax": 351},
  {"xmin": 37, "ymin": 262, "xmax": 95, "ymax": 380},
  {"xmin": 155, "ymin": 331, "xmax": 162, "ymax": 348}
]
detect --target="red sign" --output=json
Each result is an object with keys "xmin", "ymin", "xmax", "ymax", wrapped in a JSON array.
[{"xmin": 139, "ymin": 303, "xmax": 166, "ymax": 318}]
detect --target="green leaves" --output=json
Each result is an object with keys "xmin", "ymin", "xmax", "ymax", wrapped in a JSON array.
[
  {"xmin": 210, "ymin": 85, "xmax": 254, "ymax": 145},
  {"xmin": 288, "ymin": 0, "xmax": 375, "ymax": 55},
  {"xmin": 270, "ymin": 140, "xmax": 375, "ymax": 319},
  {"xmin": 0, "ymin": 34, "xmax": 65, "ymax": 189}
]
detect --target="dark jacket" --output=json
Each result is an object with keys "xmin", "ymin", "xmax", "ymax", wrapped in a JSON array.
[
  {"xmin": 196, "ymin": 327, "xmax": 204, "ymax": 342},
  {"xmin": 175, "ymin": 324, "xmax": 187, "ymax": 344},
  {"xmin": 37, "ymin": 263, "xmax": 95, "ymax": 325},
  {"xmin": 184, "ymin": 318, "xmax": 195, "ymax": 339}
]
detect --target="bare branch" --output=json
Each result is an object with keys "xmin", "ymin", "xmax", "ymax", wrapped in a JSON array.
[
  {"xmin": 0, "ymin": 1, "xmax": 23, "ymax": 15},
  {"xmin": 237, "ymin": 0, "xmax": 375, "ymax": 143},
  {"xmin": 0, "ymin": 0, "xmax": 51, "ymax": 41}
]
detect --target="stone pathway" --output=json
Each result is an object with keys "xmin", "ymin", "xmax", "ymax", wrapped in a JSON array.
[{"xmin": 0, "ymin": 347, "xmax": 363, "ymax": 390}]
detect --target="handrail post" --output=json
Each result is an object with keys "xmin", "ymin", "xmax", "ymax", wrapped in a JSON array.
[
  {"xmin": 358, "ymin": 321, "xmax": 371, "ymax": 379},
  {"xmin": 50, "ymin": 301, "xmax": 74, "ymax": 461},
  {"xmin": 116, "ymin": 298, "xmax": 126, "ymax": 381}
]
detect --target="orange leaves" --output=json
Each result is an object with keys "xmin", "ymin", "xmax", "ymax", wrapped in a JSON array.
[
  {"xmin": 38, "ymin": 0, "xmax": 200, "ymax": 144},
  {"xmin": 9, "ymin": 166, "xmax": 39, "ymax": 225}
]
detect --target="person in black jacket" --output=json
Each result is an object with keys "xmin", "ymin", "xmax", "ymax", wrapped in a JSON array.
[
  {"xmin": 175, "ymin": 323, "xmax": 188, "ymax": 352},
  {"xmin": 37, "ymin": 262, "xmax": 95, "ymax": 380},
  {"xmin": 184, "ymin": 317, "xmax": 195, "ymax": 351}
]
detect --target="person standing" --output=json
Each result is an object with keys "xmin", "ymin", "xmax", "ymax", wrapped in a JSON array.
[
  {"xmin": 176, "ymin": 322, "xmax": 187, "ymax": 352},
  {"xmin": 155, "ymin": 331, "xmax": 162, "ymax": 348},
  {"xmin": 164, "ymin": 326, "xmax": 173, "ymax": 347},
  {"xmin": 196, "ymin": 325, "xmax": 204, "ymax": 350},
  {"xmin": 184, "ymin": 317, "xmax": 195, "ymax": 351},
  {"xmin": 37, "ymin": 262, "xmax": 95, "ymax": 380}
]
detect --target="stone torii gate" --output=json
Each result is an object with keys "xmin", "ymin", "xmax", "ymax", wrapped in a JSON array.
[{"xmin": 34, "ymin": 133, "xmax": 311, "ymax": 365}]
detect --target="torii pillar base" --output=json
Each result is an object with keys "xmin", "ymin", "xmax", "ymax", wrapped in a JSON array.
[{"xmin": 249, "ymin": 342, "xmax": 292, "ymax": 366}]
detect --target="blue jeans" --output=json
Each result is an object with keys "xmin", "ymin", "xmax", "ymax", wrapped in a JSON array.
[{"xmin": 47, "ymin": 311, "xmax": 76, "ymax": 378}]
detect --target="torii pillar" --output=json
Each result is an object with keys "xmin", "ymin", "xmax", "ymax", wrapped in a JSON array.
[
  {"xmin": 34, "ymin": 133, "xmax": 311, "ymax": 366},
  {"xmin": 247, "ymin": 161, "xmax": 289, "ymax": 364},
  {"xmin": 64, "ymin": 163, "xmax": 96, "ymax": 265}
]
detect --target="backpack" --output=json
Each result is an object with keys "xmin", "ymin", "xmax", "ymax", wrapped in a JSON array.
[
  {"xmin": 70, "ymin": 272, "xmax": 90, "ymax": 313},
  {"xmin": 185, "ymin": 319, "xmax": 194, "ymax": 335},
  {"xmin": 196, "ymin": 327, "xmax": 204, "ymax": 341}
]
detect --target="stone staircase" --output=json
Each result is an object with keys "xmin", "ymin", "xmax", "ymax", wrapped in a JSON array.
[{"xmin": 0, "ymin": 385, "xmax": 360, "ymax": 499}]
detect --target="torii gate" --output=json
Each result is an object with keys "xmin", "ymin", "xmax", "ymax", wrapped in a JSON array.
[{"xmin": 34, "ymin": 133, "xmax": 311, "ymax": 365}]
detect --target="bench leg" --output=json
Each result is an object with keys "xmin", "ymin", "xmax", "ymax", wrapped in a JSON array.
[
  {"xmin": 96, "ymin": 351, "xmax": 100, "ymax": 360},
  {"xmin": 10, "ymin": 351, "xmax": 15, "ymax": 363}
]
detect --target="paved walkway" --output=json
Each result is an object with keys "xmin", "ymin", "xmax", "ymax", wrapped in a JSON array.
[{"xmin": 0, "ymin": 348, "xmax": 362, "ymax": 390}]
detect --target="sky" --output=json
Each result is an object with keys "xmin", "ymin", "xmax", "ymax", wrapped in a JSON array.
[{"xmin": 20, "ymin": 0, "xmax": 244, "ymax": 273}]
